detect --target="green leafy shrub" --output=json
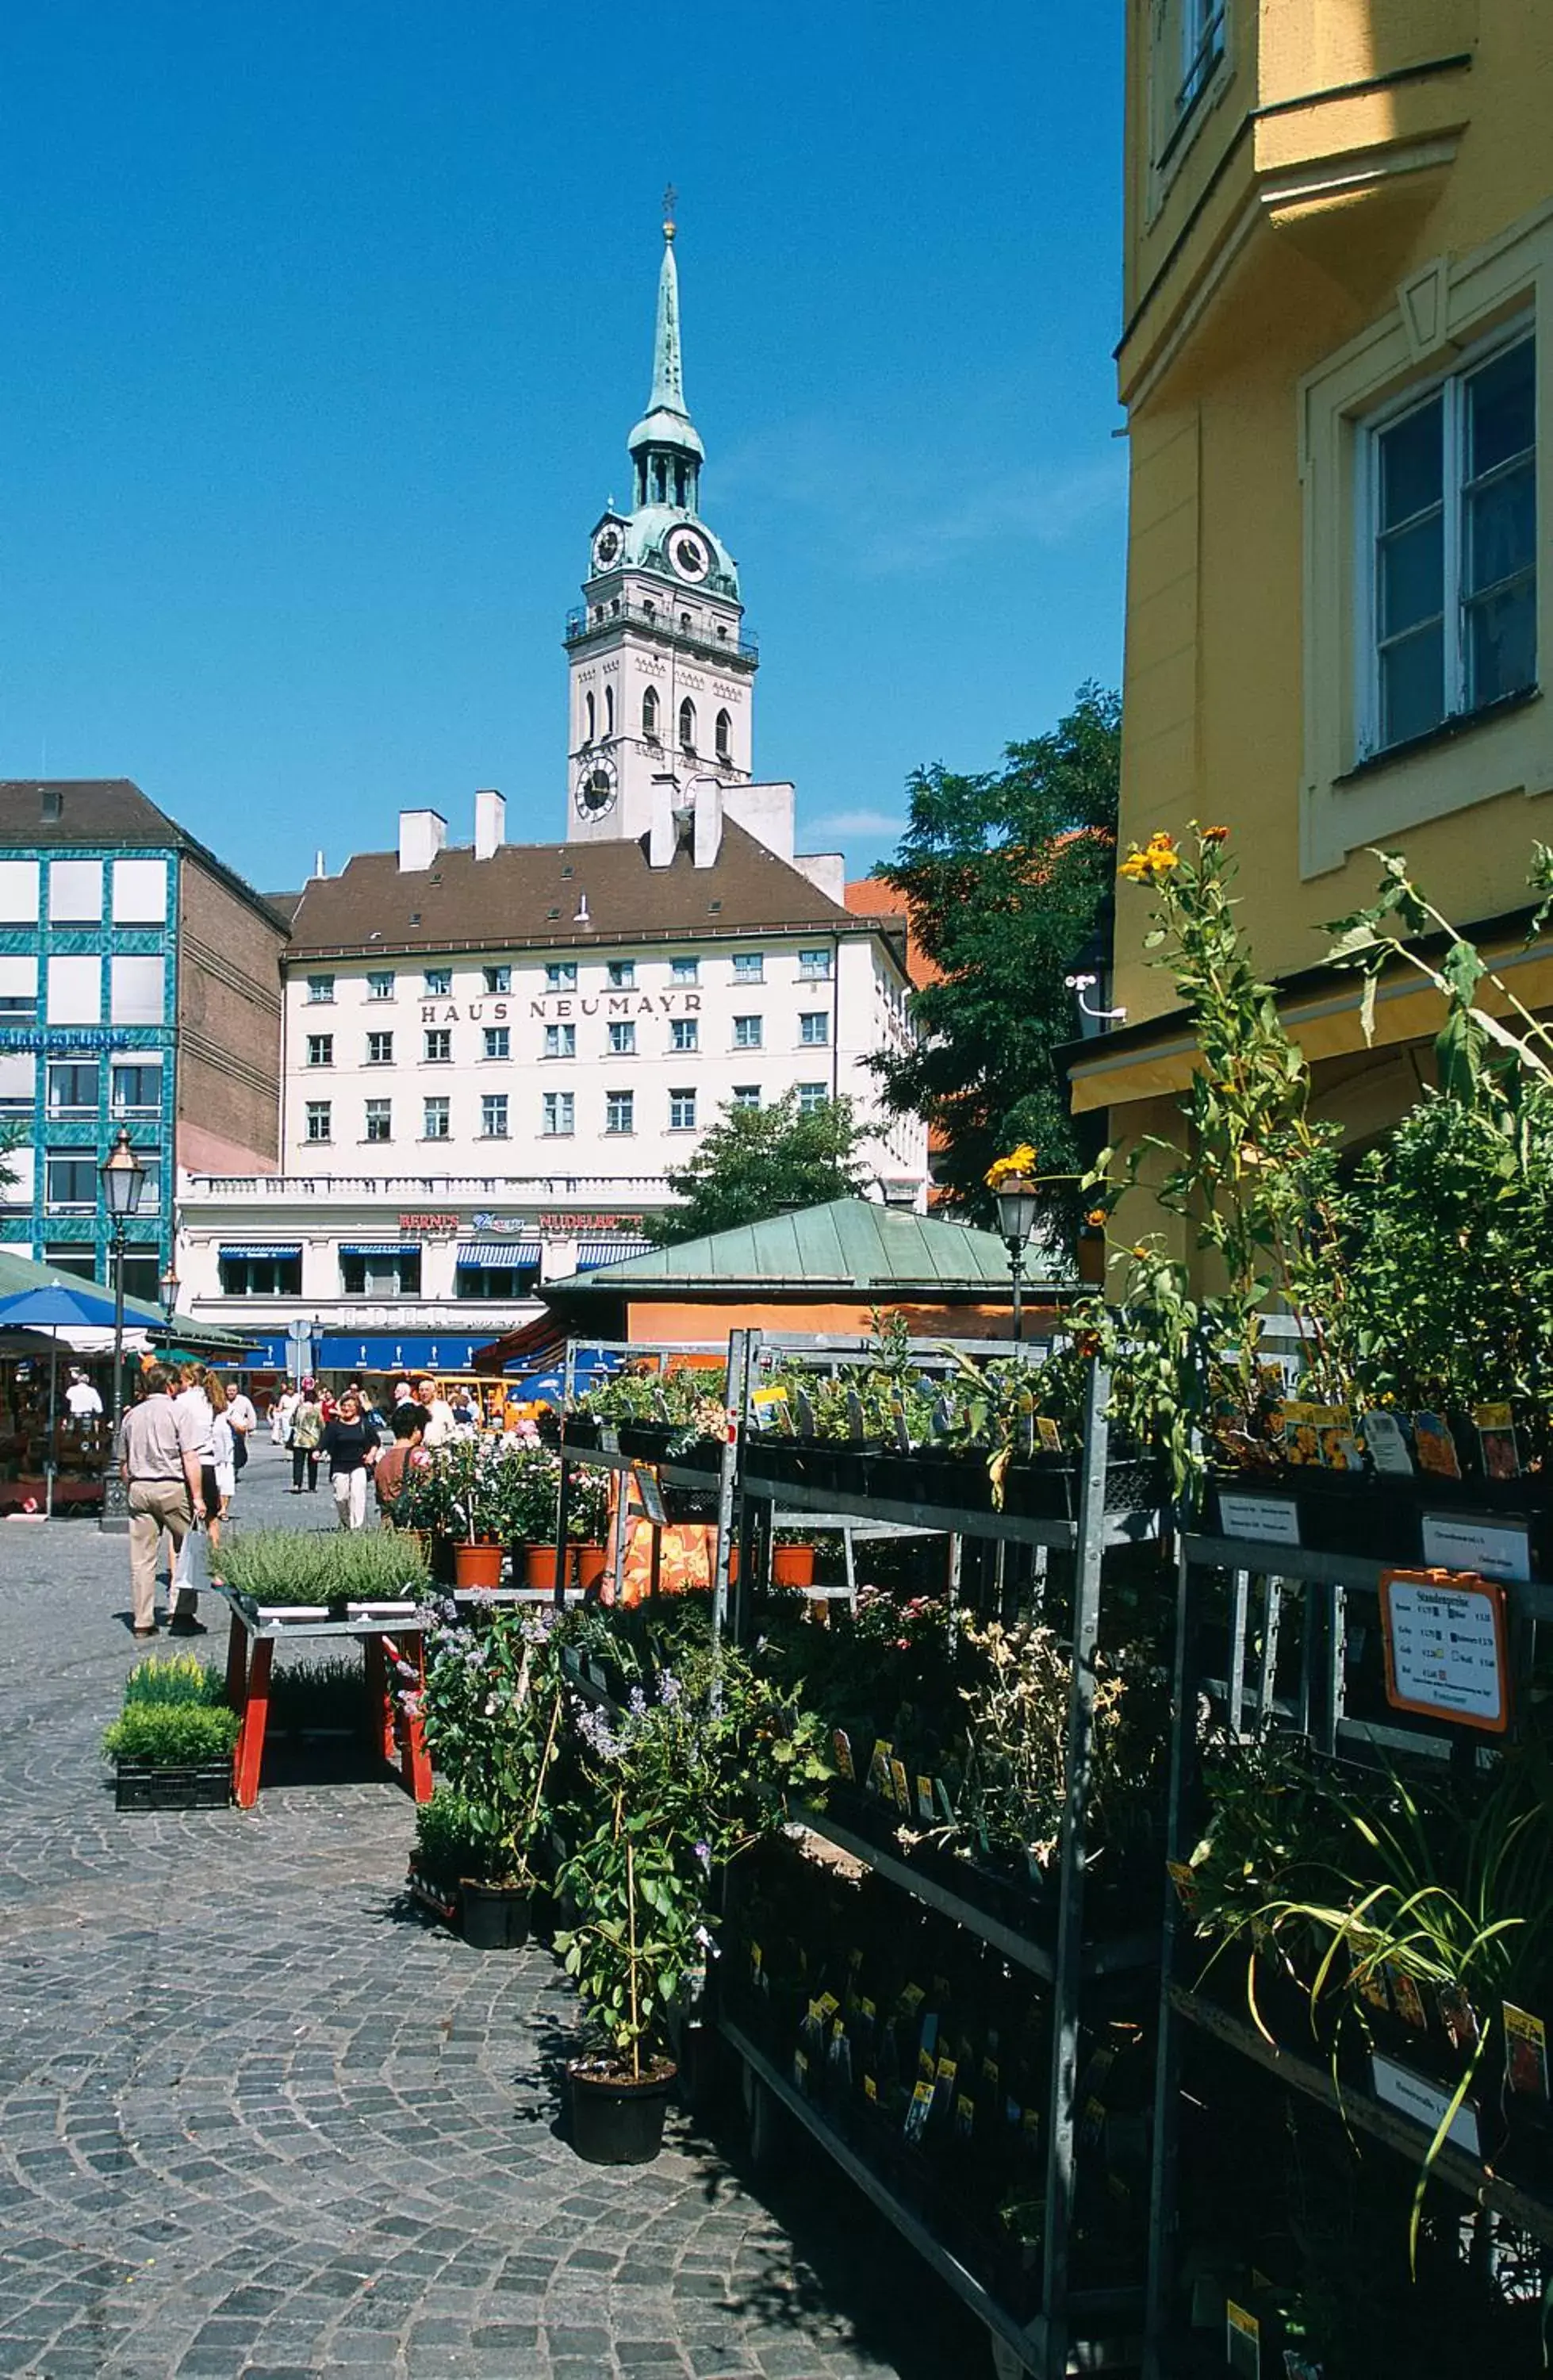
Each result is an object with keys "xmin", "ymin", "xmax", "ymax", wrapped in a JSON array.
[
  {"xmin": 103, "ymin": 1702, "xmax": 241, "ymax": 1767},
  {"xmin": 412, "ymin": 1787, "xmax": 506, "ymax": 1887},
  {"xmin": 267, "ymin": 1656, "xmax": 365, "ymax": 1732},
  {"xmin": 417, "ymin": 1603, "xmax": 569, "ymax": 1887},
  {"xmin": 216, "ymin": 1528, "xmax": 428, "ymax": 1606}
]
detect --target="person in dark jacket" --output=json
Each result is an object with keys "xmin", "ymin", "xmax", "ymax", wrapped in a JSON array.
[{"xmin": 320, "ymin": 1391, "xmax": 377, "ymax": 1530}]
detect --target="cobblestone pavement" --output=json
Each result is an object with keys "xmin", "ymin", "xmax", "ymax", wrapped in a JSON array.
[{"xmin": 0, "ymin": 1438, "xmax": 982, "ymax": 2379}]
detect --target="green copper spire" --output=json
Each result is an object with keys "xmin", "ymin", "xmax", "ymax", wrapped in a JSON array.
[{"xmin": 628, "ymin": 194, "xmax": 704, "ymax": 503}]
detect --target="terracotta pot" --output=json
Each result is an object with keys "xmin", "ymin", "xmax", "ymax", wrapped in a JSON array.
[
  {"xmin": 573, "ymin": 1543, "xmax": 608, "ymax": 1591},
  {"xmin": 523, "ymin": 1544, "xmax": 567, "ymax": 1590},
  {"xmin": 772, "ymin": 1543, "xmax": 815, "ymax": 1587},
  {"xmin": 453, "ymin": 1540, "xmax": 504, "ymax": 1591}
]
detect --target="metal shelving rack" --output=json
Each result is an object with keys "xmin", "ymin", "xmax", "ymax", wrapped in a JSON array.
[{"xmin": 1142, "ymin": 1529, "xmax": 1553, "ymax": 2378}]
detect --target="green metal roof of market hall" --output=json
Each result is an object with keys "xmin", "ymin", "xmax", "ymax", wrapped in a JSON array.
[
  {"xmin": 547, "ymin": 1197, "xmax": 1055, "ymax": 1297},
  {"xmin": 0, "ymin": 1243, "xmax": 254, "ymax": 1351}
]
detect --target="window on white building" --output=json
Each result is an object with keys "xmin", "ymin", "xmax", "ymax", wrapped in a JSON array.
[
  {"xmin": 48, "ymin": 859, "xmax": 102, "ymax": 923},
  {"xmin": 543, "ymin": 1023, "xmax": 577, "ymax": 1059},
  {"xmin": 679, "ymin": 696, "xmax": 696, "ymax": 751},
  {"xmin": 48, "ymin": 955, "xmax": 102, "ymax": 1026},
  {"xmin": 670, "ymin": 1017, "xmax": 698, "ymax": 1053},
  {"xmin": 306, "ymin": 1035, "xmax": 333, "ymax": 1067},
  {"xmin": 732, "ymin": 1015, "xmax": 762, "ymax": 1049},
  {"xmin": 731, "ymin": 1084, "xmax": 760, "ymax": 1109},
  {"xmin": 642, "ymin": 686, "xmax": 660, "ymax": 743},
  {"xmin": 668, "ymin": 1087, "xmax": 696, "ymax": 1130},
  {"xmin": 366, "ymin": 1031, "xmax": 393, "ymax": 1065},
  {"xmin": 424, "ymin": 1096, "xmax": 451, "ymax": 1140},
  {"xmin": 46, "ymin": 1059, "xmax": 98, "ymax": 1116},
  {"xmin": 0, "ymin": 1054, "xmax": 33, "ymax": 1114},
  {"xmin": 306, "ymin": 973, "xmax": 335, "ymax": 1004},
  {"xmin": 424, "ymin": 1027, "xmax": 451, "ymax": 1062},
  {"xmin": 542, "ymin": 1090, "xmax": 574, "ymax": 1136},
  {"xmin": 608, "ymin": 1020, "xmax": 636, "ymax": 1055},
  {"xmin": 608, "ymin": 960, "xmax": 635, "ymax": 988},
  {"xmin": 798, "ymin": 948, "xmax": 832, "ymax": 981},
  {"xmin": 605, "ymin": 1090, "xmax": 635, "ymax": 1135},
  {"xmin": 483, "ymin": 965, "xmax": 511, "ymax": 994},
  {"xmin": 424, "ymin": 967, "xmax": 451, "ymax": 996},
  {"xmin": 366, "ymin": 969, "xmax": 396, "ymax": 1001},
  {"xmin": 732, "ymin": 952, "xmax": 763, "ymax": 983},
  {"xmin": 219, "ymin": 1250, "xmax": 301, "ymax": 1297},
  {"xmin": 546, "ymin": 962, "xmax": 577, "ymax": 991},
  {"xmin": 484, "ymin": 1027, "xmax": 511, "ymax": 1060},
  {"xmin": 715, "ymin": 708, "xmax": 732, "ymax": 762},
  {"xmin": 481, "ymin": 1092, "xmax": 508, "ymax": 1138},
  {"xmin": 110, "ymin": 956, "xmax": 163, "ymax": 1026},
  {"xmin": 1362, "ymin": 328, "xmax": 1536, "ymax": 756},
  {"xmin": 364, "ymin": 1098, "xmax": 392, "ymax": 1142},
  {"xmin": 671, "ymin": 955, "xmax": 699, "ymax": 985},
  {"xmin": 796, "ymin": 1081, "xmax": 827, "ymax": 1115},
  {"xmin": 305, "ymin": 1100, "xmax": 332, "ymax": 1142},
  {"xmin": 112, "ymin": 859, "xmax": 167, "ymax": 923},
  {"xmin": 341, "ymin": 1248, "xmax": 421, "ymax": 1296},
  {"xmin": 800, "ymin": 1012, "xmax": 830, "ymax": 1046}
]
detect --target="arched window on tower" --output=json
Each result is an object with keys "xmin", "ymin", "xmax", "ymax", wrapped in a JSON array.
[
  {"xmin": 680, "ymin": 612, "xmax": 692, "ymax": 634},
  {"xmin": 653, "ymin": 459, "xmax": 668, "ymax": 502},
  {"xmin": 715, "ymin": 708, "xmax": 732, "ymax": 763},
  {"xmin": 584, "ymin": 691, "xmax": 595, "ymax": 747},
  {"xmin": 679, "ymin": 697, "xmax": 696, "ymax": 752},
  {"xmin": 604, "ymin": 684, "xmax": 615, "ymax": 739},
  {"xmin": 642, "ymin": 685, "xmax": 660, "ymax": 743},
  {"xmin": 674, "ymin": 462, "xmax": 687, "ymax": 506}
]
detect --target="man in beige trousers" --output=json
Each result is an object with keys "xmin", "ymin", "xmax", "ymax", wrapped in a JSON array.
[{"xmin": 118, "ymin": 1365, "xmax": 207, "ymax": 1639}]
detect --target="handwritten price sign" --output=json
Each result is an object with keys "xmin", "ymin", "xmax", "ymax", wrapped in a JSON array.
[{"xmin": 1379, "ymin": 1568, "xmax": 1510, "ymax": 1733}]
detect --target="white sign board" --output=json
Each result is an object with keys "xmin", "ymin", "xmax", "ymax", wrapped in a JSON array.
[
  {"xmin": 1371, "ymin": 2051, "xmax": 1482, "ymax": 2156},
  {"xmin": 1421, "ymin": 1511, "xmax": 1532, "ymax": 1583},
  {"xmin": 1217, "ymin": 1491, "xmax": 1301, "ymax": 1548},
  {"xmin": 1379, "ymin": 1572, "xmax": 1509, "ymax": 1733}
]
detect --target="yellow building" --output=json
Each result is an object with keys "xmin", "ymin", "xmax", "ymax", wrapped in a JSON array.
[{"xmin": 1074, "ymin": 1, "xmax": 1553, "ymax": 1217}]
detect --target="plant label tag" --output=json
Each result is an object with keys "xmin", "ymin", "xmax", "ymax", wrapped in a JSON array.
[
  {"xmin": 795, "ymin": 1387, "xmax": 816, "ymax": 1438},
  {"xmin": 846, "ymin": 1388, "xmax": 867, "ymax": 1441},
  {"xmin": 1371, "ymin": 2051, "xmax": 1482, "ymax": 2155},
  {"xmin": 892, "ymin": 1398, "xmax": 911, "ymax": 1453},
  {"xmin": 1359, "ymin": 1410, "xmax": 1413, "ymax": 1475},
  {"xmin": 832, "ymin": 1729, "xmax": 855, "ymax": 1783},
  {"xmin": 1379, "ymin": 1569, "xmax": 1509, "ymax": 1730},
  {"xmin": 1421, "ymin": 1512, "xmax": 1531, "ymax": 1583},
  {"xmin": 1504, "ymin": 2003, "xmax": 1550, "ymax": 2099},
  {"xmin": 915, "ymin": 1775, "xmax": 935, "ymax": 1822},
  {"xmin": 1225, "ymin": 2301, "xmax": 1260, "ymax": 2378},
  {"xmin": 1218, "ymin": 1491, "xmax": 1301, "ymax": 1546},
  {"xmin": 889, "ymin": 1758, "xmax": 912, "ymax": 1813},
  {"xmin": 600, "ymin": 1425, "xmax": 620, "ymax": 1455}
]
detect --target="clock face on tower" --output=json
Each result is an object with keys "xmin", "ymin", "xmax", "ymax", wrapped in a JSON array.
[
  {"xmin": 667, "ymin": 528, "xmax": 710, "ymax": 582},
  {"xmin": 592, "ymin": 524, "xmax": 623, "ymax": 572},
  {"xmin": 575, "ymin": 754, "xmax": 619, "ymax": 820}
]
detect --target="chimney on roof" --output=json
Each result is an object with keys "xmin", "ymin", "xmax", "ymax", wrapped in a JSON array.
[
  {"xmin": 398, "ymin": 808, "xmax": 447, "ymax": 873},
  {"xmin": 311, "ymin": 848, "xmax": 326, "ymax": 879},
  {"xmin": 649, "ymin": 777, "xmax": 681, "ymax": 870},
  {"xmin": 692, "ymin": 774, "xmax": 723, "ymax": 870},
  {"xmin": 474, "ymin": 788, "xmax": 505, "ymax": 862},
  {"xmin": 40, "ymin": 787, "xmax": 62, "ymax": 823}
]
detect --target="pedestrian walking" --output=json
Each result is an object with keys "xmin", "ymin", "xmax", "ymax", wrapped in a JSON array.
[
  {"xmin": 65, "ymin": 1367, "xmax": 103, "ymax": 1420},
  {"xmin": 117, "ymin": 1365, "xmax": 206, "ymax": 1640},
  {"xmin": 290, "ymin": 1382, "xmax": 324, "ymax": 1491},
  {"xmin": 320, "ymin": 1389, "xmax": 378, "ymax": 1530},
  {"xmin": 374, "ymin": 1403, "xmax": 426, "ymax": 1523},
  {"xmin": 416, "ymin": 1376, "xmax": 458, "ymax": 1451},
  {"xmin": 225, "ymin": 1378, "xmax": 258, "ymax": 1478},
  {"xmin": 271, "ymin": 1385, "xmax": 300, "ymax": 1447}
]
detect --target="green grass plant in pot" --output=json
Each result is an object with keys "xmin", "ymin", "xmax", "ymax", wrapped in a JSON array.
[
  {"xmin": 413, "ymin": 1601, "xmax": 568, "ymax": 1947},
  {"xmin": 105, "ymin": 1655, "xmax": 240, "ymax": 1809}
]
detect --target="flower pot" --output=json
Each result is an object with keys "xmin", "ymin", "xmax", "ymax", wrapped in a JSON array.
[
  {"xmin": 454, "ymin": 1539, "xmax": 504, "ymax": 1591},
  {"xmin": 523, "ymin": 1544, "xmax": 568, "ymax": 1590},
  {"xmin": 573, "ymin": 1542, "xmax": 608, "ymax": 1591},
  {"xmin": 567, "ymin": 2057, "xmax": 677, "ymax": 2164},
  {"xmin": 459, "ymin": 1879, "xmax": 531, "ymax": 1949},
  {"xmin": 772, "ymin": 1542, "xmax": 815, "ymax": 1588}
]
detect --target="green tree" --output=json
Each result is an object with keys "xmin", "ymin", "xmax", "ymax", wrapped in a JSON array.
[
  {"xmin": 869, "ymin": 682, "xmax": 1119, "ymax": 1242},
  {"xmin": 642, "ymin": 1091, "xmax": 868, "ymax": 1247}
]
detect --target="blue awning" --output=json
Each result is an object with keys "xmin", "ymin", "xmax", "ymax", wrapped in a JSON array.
[
  {"xmin": 575, "ymin": 1238, "xmax": 653, "ymax": 1269},
  {"xmin": 339, "ymin": 1243, "xmax": 415, "ymax": 1257},
  {"xmin": 455, "ymin": 1239, "xmax": 542, "ymax": 1267},
  {"xmin": 219, "ymin": 1244, "xmax": 301, "ymax": 1259},
  {"xmin": 315, "ymin": 1334, "xmax": 486, "ymax": 1372}
]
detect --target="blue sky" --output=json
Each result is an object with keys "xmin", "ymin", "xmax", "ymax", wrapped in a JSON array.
[{"xmin": 0, "ymin": 1, "xmax": 1125, "ymax": 896}]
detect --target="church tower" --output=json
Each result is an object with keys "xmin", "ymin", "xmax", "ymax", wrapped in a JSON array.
[{"xmin": 565, "ymin": 202, "xmax": 757, "ymax": 846}]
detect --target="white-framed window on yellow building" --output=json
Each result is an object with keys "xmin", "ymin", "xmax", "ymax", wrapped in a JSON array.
[
  {"xmin": 1147, "ymin": 0, "xmax": 1229, "ymax": 202},
  {"xmin": 1360, "ymin": 326, "xmax": 1536, "ymax": 758},
  {"xmin": 1298, "ymin": 201, "xmax": 1553, "ymax": 879}
]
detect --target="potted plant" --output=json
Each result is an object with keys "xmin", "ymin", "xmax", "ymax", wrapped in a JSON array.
[
  {"xmin": 566, "ymin": 1464, "xmax": 612, "ymax": 1591},
  {"xmin": 416, "ymin": 1601, "xmax": 567, "ymax": 1947},
  {"xmin": 105, "ymin": 1655, "xmax": 240, "ymax": 1810}
]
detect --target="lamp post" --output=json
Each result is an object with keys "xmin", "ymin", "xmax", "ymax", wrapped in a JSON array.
[
  {"xmin": 159, "ymin": 1261, "xmax": 180, "ymax": 1332},
  {"xmin": 995, "ymin": 1180, "xmax": 1041, "ymax": 1345},
  {"xmin": 98, "ymin": 1130, "xmax": 146, "ymax": 1534}
]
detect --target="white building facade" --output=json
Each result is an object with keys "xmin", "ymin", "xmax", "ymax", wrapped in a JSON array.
[{"xmin": 177, "ymin": 214, "xmax": 926, "ymax": 1377}]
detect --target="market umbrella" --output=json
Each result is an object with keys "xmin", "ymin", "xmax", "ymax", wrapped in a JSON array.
[{"xmin": 0, "ymin": 1284, "xmax": 131, "ymax": 1518}]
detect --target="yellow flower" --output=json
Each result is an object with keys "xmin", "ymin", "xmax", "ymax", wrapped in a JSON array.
[
  {"xmin": 984, "ymin": 1142, "xmax": 1039, "ymax": 1191},
  {"xmin": 1201, "ymin": 825, "xmax": 1229, "ymax": 845}
]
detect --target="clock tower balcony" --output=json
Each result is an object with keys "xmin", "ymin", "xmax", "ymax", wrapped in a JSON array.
[{"xmin": 564, "ymin": 600, "xmax": 759, "ymax": 672}]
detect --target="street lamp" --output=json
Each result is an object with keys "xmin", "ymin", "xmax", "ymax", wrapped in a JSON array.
[
  {"xmin": 995, "ymin": 1180, "xmax": 1041, "ymax": 1345},
  {"xmin": 159, "ymin": 1262, "xmax": 180, "ymax": 1330},
  {"xmin": 98, "ymin": 1130, "xmax": 146, "ymax": 1534}
]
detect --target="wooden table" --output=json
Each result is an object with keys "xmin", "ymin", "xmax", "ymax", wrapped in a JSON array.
[{"xmin": 207, "ymin": 1583, "xmax": 433, "ymax": 1810}]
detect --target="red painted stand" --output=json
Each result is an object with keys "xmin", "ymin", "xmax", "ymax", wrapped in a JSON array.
[{"xmin": 224, "ymin": 1612, "xmax": 431, "ymax": 1810}]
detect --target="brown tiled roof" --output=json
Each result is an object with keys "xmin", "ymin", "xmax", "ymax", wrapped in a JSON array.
[
  {"xmin": 0, "ymin": 778, "xmax": 291, "ymax": 931},
  {"xmin": 286, "ymin": 821, "xmax": 904, "ymax": 959}
]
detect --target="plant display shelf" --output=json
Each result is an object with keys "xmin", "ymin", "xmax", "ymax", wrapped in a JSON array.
[
  {"xmin": 792, "ymin": 1802, "xmax": 1157, "ymax": 1988},
  {"xmin": 1170, "ymin": 1985, "xmax": 1553, "ymax": 2251},
  {"xmin": 719, "ymin": 2015, "xmax": 1142, "ymax": 2379},
  {"xmin": 741, "ymin": 1457, "xmax": 1154, "ymax": 1556},
  {"xmin": 207, "ymin": 1583, "xmax": 432, "ymax": 1810}
]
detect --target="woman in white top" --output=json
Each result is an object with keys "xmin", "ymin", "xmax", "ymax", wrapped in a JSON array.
[{"xmin": 271, "ymin": 1387, "xmax": 300, "ymax": 1447}]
